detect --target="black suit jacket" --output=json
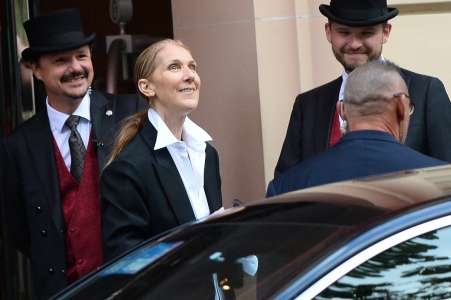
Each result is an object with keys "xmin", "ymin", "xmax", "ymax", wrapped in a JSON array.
[
  {"xmin": 101, "ymin": 119, "xmax": 222, "ymax": 261},
  {"xmin": 275, "ymin": 68, "xmax": 451, "ymax": 176},
  {"xmin": 3, "ymin": 91, "xmax": 146, "ymax": 299},
  {"xmin": 268, "ymin": 130, "xmax": 447, "ymax": 196}
]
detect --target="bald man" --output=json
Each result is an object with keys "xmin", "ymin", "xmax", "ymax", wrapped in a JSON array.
[{"xmin": 267, "ymin": 61, "xmax": 447, "ymax": 197}]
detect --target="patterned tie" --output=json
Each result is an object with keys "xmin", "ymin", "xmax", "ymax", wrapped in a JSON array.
[{"xmin": 65, "ymin": 115, "xmax": 86, "ymax": 182}]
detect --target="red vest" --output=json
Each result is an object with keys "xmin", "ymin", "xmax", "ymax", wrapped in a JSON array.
[{"xmin": 53, "ymin": 135, "xmax": 103, "ymax": 283}]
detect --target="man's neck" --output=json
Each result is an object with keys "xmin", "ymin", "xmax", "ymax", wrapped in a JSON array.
[
  {"xmin": 47, "ymin": 96, "xmax": 83, "ymax": 114},
  {"xmin": 348, "ymin": 119, "xmax": 400, "ymax": 142}
]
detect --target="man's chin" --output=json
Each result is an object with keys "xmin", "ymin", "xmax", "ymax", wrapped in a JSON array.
[
  {"xmin": 64, "ymin": 89, "xmax": 89, "ymax": 101},
  {"xmin": 343, "ymin": 61, "xmax": 367, "ymax": 73}
]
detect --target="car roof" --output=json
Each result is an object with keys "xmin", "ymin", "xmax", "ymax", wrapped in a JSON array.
[{"xmin": 251, "ymin": 165, "xmax": 451, "ymax": 212}]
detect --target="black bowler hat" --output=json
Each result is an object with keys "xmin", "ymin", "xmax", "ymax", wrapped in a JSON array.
[
  {"xmin": 319, "ymin": 0, "xmax": 399, "ymax": 27},
  {"xmin": 21, "ymin": 8, "xmax": 96, "ymax": 61}
]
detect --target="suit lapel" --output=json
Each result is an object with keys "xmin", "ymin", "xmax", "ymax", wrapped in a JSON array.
[
  {"xmin": 399, "ymin": 69, "xmax": 417, "ymax": 144},
  {"xmin": 90, "ymin": 90, "xmax": 114, "ymax": 171},
  {"xmin": 24, "ymin": 112, "xmax": 64, "ymax": 237},
  {"xmin": 203, "ymin": 145, "xmax": 221, "ymax": 211},
  {"xmin": 140, "ymin": 121, "xmax": 196, "ymax": 224},
  {"xmin": 400, "ymin": 68, "xmax": 413, "ymax": 90}
]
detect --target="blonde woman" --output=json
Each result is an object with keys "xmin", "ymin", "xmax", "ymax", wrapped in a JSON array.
[{"xmin": 101, "ymin": 39, "xmax": 222, "ymax": 261}]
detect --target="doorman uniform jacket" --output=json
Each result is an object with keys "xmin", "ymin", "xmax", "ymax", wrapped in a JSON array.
[{"xmin": 3, "ymin": 90, "xmax": 146, "ymax": 299}]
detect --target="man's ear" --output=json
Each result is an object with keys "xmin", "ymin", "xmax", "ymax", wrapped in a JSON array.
[
  {"xmin": 30, "ymin": 63, "xmax": 43, "ymax": 80},
  {"xmin": 395, "ymin": 96, "xmax": 407, "ymax": 121},
  {"xmin": 137, "ymin": 78, "xmax": 155, "ymax": 98},
  {"xmin": 382, "ymin": 23, "xmax": 392, "ymax": 44},
  {"xmin": 337, "ymin": 100, "xmax": 345, "ymax": 120},
  {"xmin": 337, "ymin": 100, "xmax": 348, "ymax": 134},
  {"xmin": 325, "ymin": 22, "xmax": 332, "ymax": 43}
]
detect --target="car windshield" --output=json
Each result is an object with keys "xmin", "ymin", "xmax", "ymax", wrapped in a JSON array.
[
  {"xmin": 123, "ymin": 222, "xmax": 352, "ymax": 299},
  {"xmin": 58, "ymin": 202, "xmax": 388, "ymax": 300}
]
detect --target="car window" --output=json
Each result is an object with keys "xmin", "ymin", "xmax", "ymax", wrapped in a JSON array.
[
  {"xmin": 55, "ymin": 202, "xmax": 387, "ymax": 300},
  {"xmin": 315, "ymin": 225, "xmax": 451, "ymax": 299},
  {"xmin": 119, "ymin": 223, "xmax": 354, "ymax": 300}
]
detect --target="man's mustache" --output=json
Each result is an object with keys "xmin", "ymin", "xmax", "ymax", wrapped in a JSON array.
[{"xmin": 61, "ymin": 68, "xmax": 89, "ymax": 82}]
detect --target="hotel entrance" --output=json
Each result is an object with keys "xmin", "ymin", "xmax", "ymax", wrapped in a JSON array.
[{"xmin": 0, "ymin": 0, "xmax": 173, "ymax": 298}]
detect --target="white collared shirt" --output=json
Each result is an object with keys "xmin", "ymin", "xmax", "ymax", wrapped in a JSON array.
[
  {"xmin": 47, "ymin": 93, "xmax": 91, "ymax": 171},
  {"xmin": 148, "ymin": 108, "xmax": 212, "ymax": 220},
  {"xmin": 339, "ymin": 71, "xmax": 349, "ymax": 103}
]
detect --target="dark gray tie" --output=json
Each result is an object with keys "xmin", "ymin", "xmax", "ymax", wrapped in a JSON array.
[{"xmin": 65, "ymin": 115, "xmax": 86, "ymax": 182}]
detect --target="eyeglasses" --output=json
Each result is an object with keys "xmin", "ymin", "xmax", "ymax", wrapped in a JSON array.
[{"xmin": 393, "ymin": 92, "xmax": 415, "ymax": 115}]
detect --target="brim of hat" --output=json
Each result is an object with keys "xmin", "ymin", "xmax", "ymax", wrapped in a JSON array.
[
  {"xmin": 319, "ymin": 5, "xmax": 398, "ymax": 27},
  {"xmin": 21, "ymin": 33, "xmax": 96, "ymax": 61}
]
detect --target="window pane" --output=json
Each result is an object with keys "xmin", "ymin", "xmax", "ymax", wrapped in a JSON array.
[{"xmin": 317, "ymin": 226, "xmax": 451, "ymax": 299}]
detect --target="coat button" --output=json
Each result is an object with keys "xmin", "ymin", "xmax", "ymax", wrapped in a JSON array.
[
  {"xmin": 61, "ymin": 269, "xmax": 65, "ymax": 274},
  {"xmin": 35, "ymin": 206, "xmax": 42, "ymax": 213},
  {"xmin": 41, "ymin": 230, "xmax": 47, "ymax": 236},
  {"xmin": 48, "ymin": 267, "xmax": 54, "ymax": 274}
]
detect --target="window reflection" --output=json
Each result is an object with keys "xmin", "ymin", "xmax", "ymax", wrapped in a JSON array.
[{"xmin": 317, "ymin": 226, "xmax": 451, "ymax": 299}]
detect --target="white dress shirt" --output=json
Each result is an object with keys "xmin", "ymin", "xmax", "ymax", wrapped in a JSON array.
[
  {"xmin": 47, "ymin": 93, "xmax": 92, "ymax": 171},
  {"xmin": 338, "ymin": 71, "xmax": 349, "ymax": 103},
  {"xmin": 147, "ymin": 108, "xmax": 213, "ymax": 220}
]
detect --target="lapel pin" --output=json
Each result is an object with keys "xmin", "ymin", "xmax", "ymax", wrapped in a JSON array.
[{"xmin": 106, "ymin": 110, "xmax": 113, "ymax": 117}]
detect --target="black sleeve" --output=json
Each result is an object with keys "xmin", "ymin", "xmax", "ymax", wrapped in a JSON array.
[
  {"xmin": 266, "ymin": 179, "xmax": 277, "ymax": 198},
  {"xmin": 2, "ymin": 138, "xmax": 31, "ymax": 256},
  {"xmin": 424, "ymin": 77, "xmax": 451, "ymax": 162},
  {"xmin": 101, "ymin": 159, "xmax": 151, "ymax": 261},
  {"xmin": 274, "ymin": 95, "xmax": 303, "ymax": 177}
]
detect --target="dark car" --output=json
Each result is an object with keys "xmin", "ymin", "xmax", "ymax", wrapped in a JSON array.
[{"xmin": 53, "ymin": 165, "xmax": 451, "ymax": 299}]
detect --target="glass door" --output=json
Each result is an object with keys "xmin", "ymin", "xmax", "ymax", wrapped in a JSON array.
[{"xmin": 1, "ymin": 0, "xmax": 35, "ymax": 298}]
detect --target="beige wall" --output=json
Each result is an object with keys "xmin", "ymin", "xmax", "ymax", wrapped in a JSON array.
[
  {"xmin": 254, "ymin": 0, "xmax": 301, "ymax": 190},
  {"xmin": 296, "ymin": 0, "xmax": 342, "ymax": 91},
  {"xmin": 384, "ymin": 4, "xmax": 451, "ymax": 97},
  {"xmin": 172, "ymin": 0, "xmax": 266, "ymax": 206},
  {"xmin": 171, "ymin": 0, "xmax": 451, "ymax": 204}
]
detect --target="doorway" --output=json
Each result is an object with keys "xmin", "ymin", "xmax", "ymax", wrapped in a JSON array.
[{"xmin": 0, "ymin": 1, "xmax": 174, "ymax": 299}]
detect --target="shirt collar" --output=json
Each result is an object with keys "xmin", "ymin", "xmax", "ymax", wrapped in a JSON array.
[
  {"xmin": 47, "ymin": 92, "xmax": 91, "ymax": 133},
  {"xmin": 147, "ymin": 108, "xmax": 212, "ymax": 151},
  {"xmin": 339, "ymin": 71, "xmax": 349, "ymax": 101}
]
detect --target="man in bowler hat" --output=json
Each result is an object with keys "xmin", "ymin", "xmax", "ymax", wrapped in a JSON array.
[
  {"xmin": 3, "ymin": 9, "xmax": 145, "ymax": 299},
  {"xmin": 267, "ymin": 61, "xmax": 447, "ymax": 196},
  {"xmin": 275, "ymin": 0, "xmax": 451, "ymax": 176}
]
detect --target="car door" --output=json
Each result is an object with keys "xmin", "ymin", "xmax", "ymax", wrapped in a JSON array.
[{"xmin": 296, "ymin": 214, "xmax": 451, "ymax": 299}]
